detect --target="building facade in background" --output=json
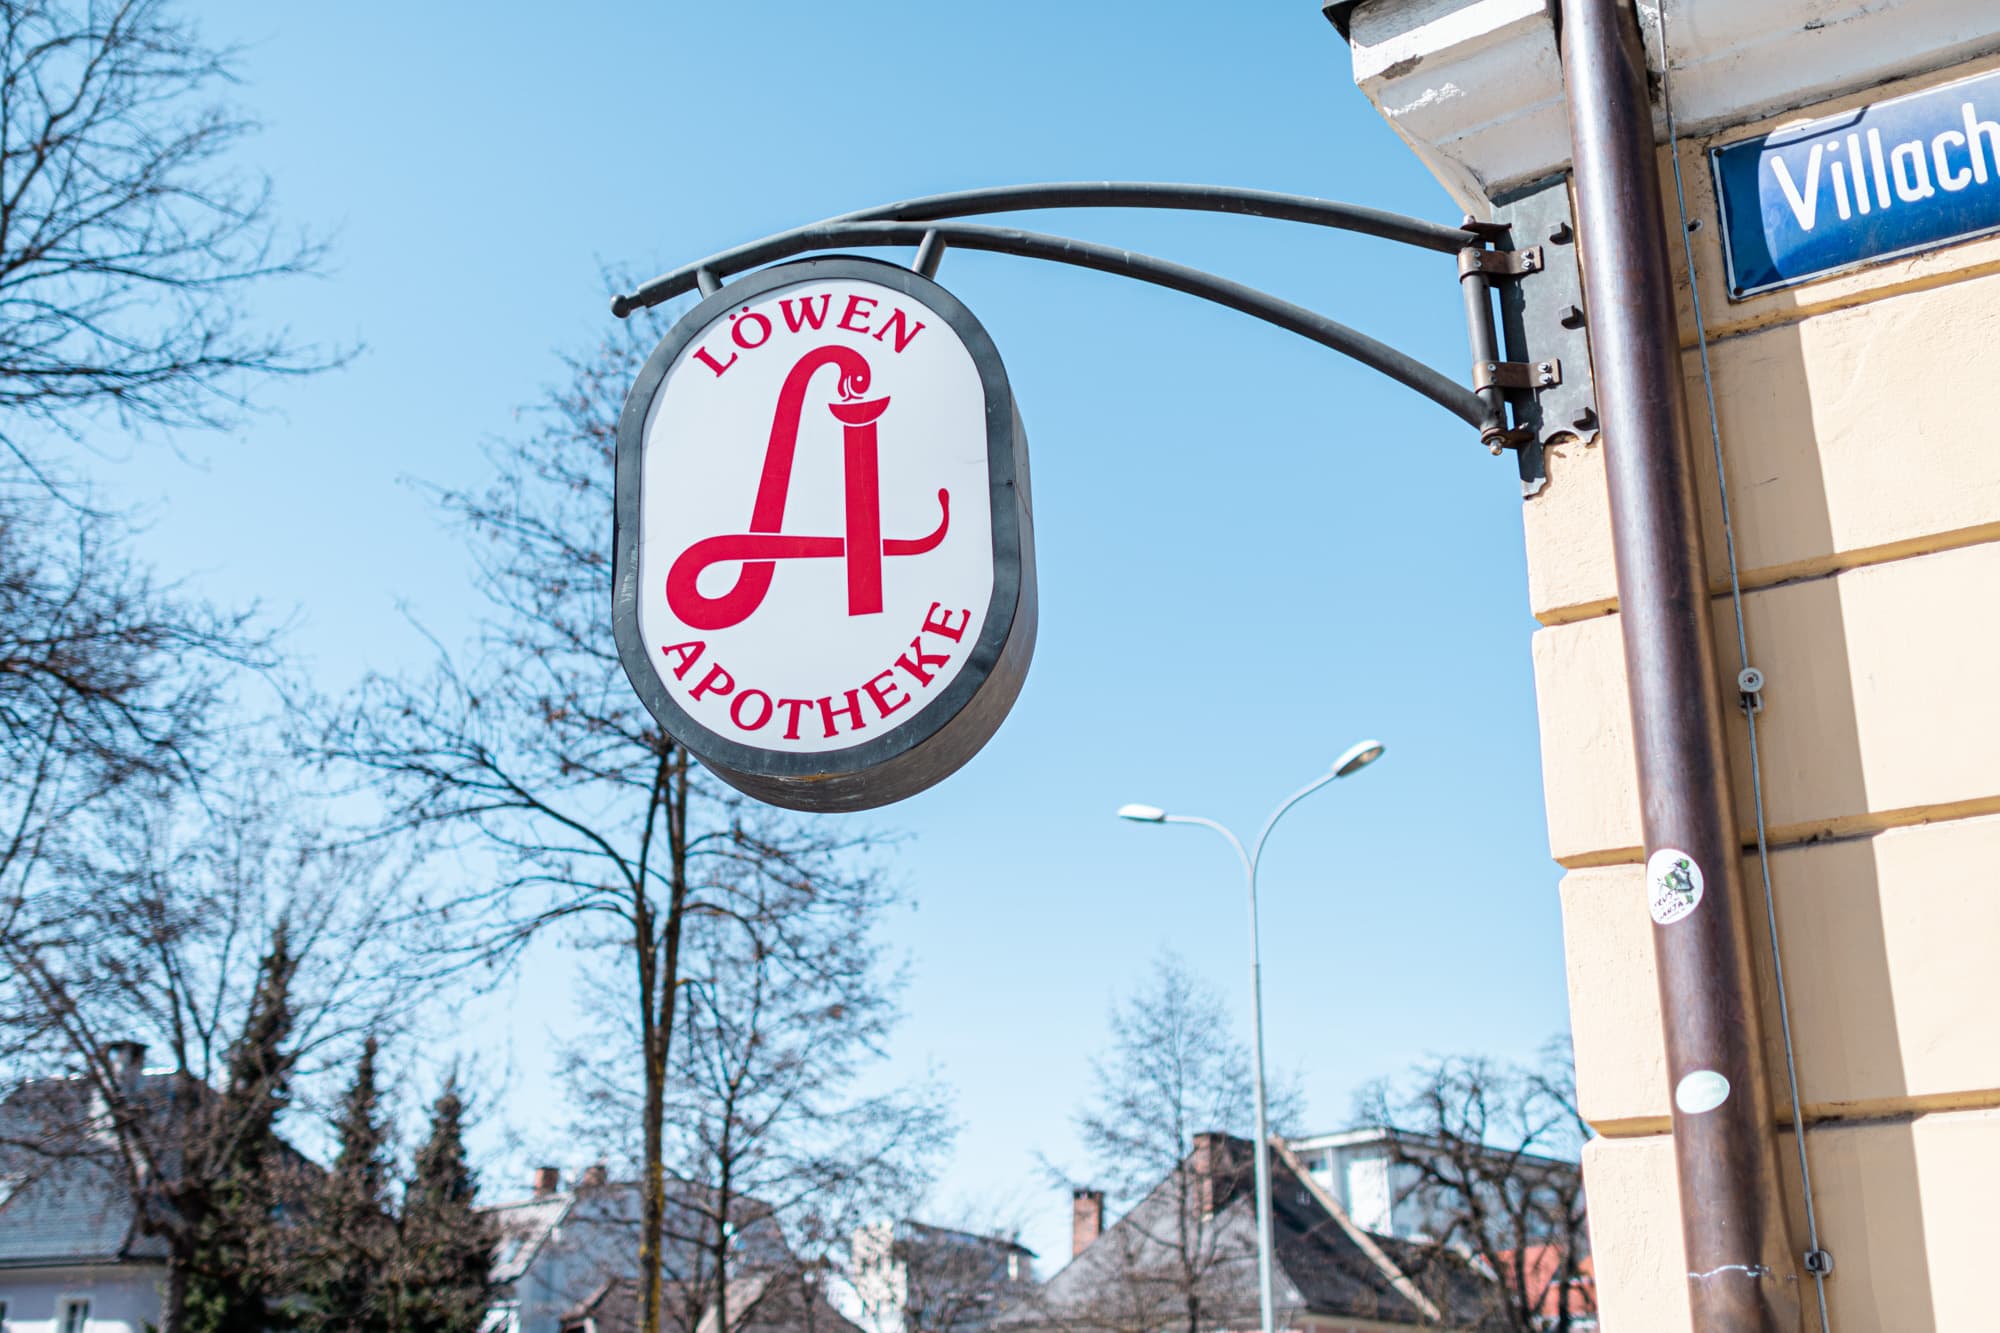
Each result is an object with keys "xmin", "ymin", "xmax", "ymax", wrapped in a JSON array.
[
  {"xmin": 1290, "ymin": 1128, "xmax": 1579, "ymax": 1247},
  {"xmin": 0, "ymin": 1052, "xmax": 222, "ymax": 1333},
  {"xmin": 1330, "ymin": 0, "xmax": 2000, "ymax": 1328},
  {"xmin": 843, "ymin": 1220, "xmax": 1035, "ymax": 1333},
  {"xmin": 482, "ymin": 1168, "xmax": 789, "ymax": 1333}
]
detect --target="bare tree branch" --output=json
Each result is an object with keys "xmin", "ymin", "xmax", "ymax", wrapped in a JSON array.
[
  {"xmin": 1354, "ymin": 1040, "xmax": 1592, "ymax": 1332},
  {"xmin": 319, "ymin": 304, "xmax": 906, "ymax": 1333},
  {"xmin": 0, "ymin": 0, "xmax": 343, "ymax": 479}
]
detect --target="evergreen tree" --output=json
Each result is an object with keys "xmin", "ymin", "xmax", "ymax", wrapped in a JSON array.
[
  {"xmin": 186, "ymin": 925, "xmax": 299, "ymax": 1333},
  {"xmin": 394, "ymin": 1079, "xmax": 497, "ymax": 1333},
  {"xmin": 302, "ymin": 1036, "xmax": 395, "ymax": 1333}
]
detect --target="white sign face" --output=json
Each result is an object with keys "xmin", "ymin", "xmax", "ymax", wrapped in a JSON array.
[
  {"xmin": 613, "ymin": 258, "xmax": 1034, "ymax": 811},
  {"xmin": 636, "ymin": 275, "xmax": 992, "ymax": 753}
]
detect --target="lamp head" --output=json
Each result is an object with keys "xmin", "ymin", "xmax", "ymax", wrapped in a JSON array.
[
  {"xmin": 1117, "ymin": 803, "xmax": 1168, "ymax": 823},
  {"xmin": 1332, "ymin": 739, "xmax": 1386, "ymax": 778}
]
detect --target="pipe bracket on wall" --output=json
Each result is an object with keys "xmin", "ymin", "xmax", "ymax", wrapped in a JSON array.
[{"xmin": 1490, "ymin": 176, "xmax": 1602, "ymax": 497}]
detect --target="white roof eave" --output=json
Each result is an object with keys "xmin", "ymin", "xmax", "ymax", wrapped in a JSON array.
[{"xmin": 1343, "ymin": 0, "xmax": 2000, "ymax": 212}]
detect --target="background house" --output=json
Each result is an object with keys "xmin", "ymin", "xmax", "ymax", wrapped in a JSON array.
[
  {"xmin": 1500, "ymin": 1247, "xmax": 1595, "ymax": 1332},
  {"xmin": 0, "ymin": 1048, "xmax": 179, "ymax": 1333},
  {"xmin": 843, "ymin": 1220, "xmax": 1035, "ymax": 1333},
  {"xmin": 483, "ymin": 1167, "xmax": 791, "ymax": 1333},
  {"xmin": 1009, "ymin": 1133, "xmax": 1504, "ymax": 1333},
  {"xmin": 486, "ymin": 1168, "xmax": 651, "ymax": 1333},
  {"xmin": 563, "ymin": 1272, "xmax": 863, "ymax": 1333},
  {"xmin": 1288, "ymin": 1128, "xmax": 1583, "ymax": 1246}
]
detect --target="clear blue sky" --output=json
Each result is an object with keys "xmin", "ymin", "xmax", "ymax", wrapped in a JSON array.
[{"xmin": 103, "ymin": 1, "xmax": 1569, "ymax": 1263}]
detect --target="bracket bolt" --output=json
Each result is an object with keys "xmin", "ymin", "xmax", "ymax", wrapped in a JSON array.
[{"xmin": 1536, "ymin": 361, "xmax": 1556, "ymax": 385}]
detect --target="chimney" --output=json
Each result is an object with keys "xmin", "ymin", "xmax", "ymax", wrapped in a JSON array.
[
  {"xmin": 1190, "ymin": 1132, "xmax": 1240, "ymax": 1217},
  {"xmin": 104, "ymin": 1042, "xmax": 145, "ymax": 1097},
  {"xmin": 579, "ymin": 1163, "xmax": 608, "ymax": 1188},
  {"xmin": 1071, "ymin": 1189, "xmax": 1104, "ymax": 1257},
  {"xmin": 532, "ymin": 1166, "xmax": 561, "ymax": 1197},
  {"xmin": 91, "ymin": 1043, "xmax": 147, "ymax": 1158}
]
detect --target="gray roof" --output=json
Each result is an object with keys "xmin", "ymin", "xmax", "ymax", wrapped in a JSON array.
[
  {"xmin": 486, "ymin": 1193, "xmax": 573, "ymax": 1284},
  {"xmin": 564, "ymin": 1271, "xmax": 864, "ymax": 1333},
  {"xmin": 0, "ymin": 1153, "xmax": 146, "ymax": 1266},
  {"xmin": 480, "ymin": 1178, "xmax": 789, "ymax": 1290},
  {"xmin": 0, "ymin": 1074, "xmax": 175, "ymax": 1268},
  {"xmin": 891, "ymin": 1219, "xmax": 1036, "ymax": 1260}
]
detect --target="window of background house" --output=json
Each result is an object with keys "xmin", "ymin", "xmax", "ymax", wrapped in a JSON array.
[{"xmin": 60, "ymin": 1300, "xmax": 88, "ymax": 1333}]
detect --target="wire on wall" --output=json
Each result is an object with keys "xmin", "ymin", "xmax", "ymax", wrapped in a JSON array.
[{"xmin": 1648, "ymin": 3, "xmax": 1834, "ymax": 1327}]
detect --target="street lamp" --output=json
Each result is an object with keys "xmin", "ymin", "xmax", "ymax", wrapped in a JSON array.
[{"xmin": 1116, "ymin": 739, "xmax": 1386, "ymax": 1333}]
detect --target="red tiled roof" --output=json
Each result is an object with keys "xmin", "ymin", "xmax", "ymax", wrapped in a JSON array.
[{"xmin": 1496, "ymin": 1245, "xmax": 1595, "ymax": 1318}]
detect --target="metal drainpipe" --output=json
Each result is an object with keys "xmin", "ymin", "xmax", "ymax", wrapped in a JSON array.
[{"xmin": 1558, "ymin": 3, "xmax": 1805, "ymax": 1330}]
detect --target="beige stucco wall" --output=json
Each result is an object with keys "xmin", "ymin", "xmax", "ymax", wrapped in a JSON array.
[
  {"xmin": 1584, "ymin": 1111, "xmax": 2000, "ymax": 1333},
  {"xmin": 1530, "ymin": 49, "xmax": 2000, "ymax": 1333}
]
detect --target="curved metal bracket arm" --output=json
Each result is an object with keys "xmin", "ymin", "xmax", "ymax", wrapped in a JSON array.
[
  {"xmin": 614, "ymin": 183, "xmax": 1497, "ymax": 431},
  {"xmin": 619, "ymin": 219, "xmax": 1483, "ymax": 428},
  {"xmin": 830, "ymin": 182, "xmax": 1480, "ymax": 252},
  {"xmin": 616, "ymin": 182, "xmax": 1479, "ymax": 311}
]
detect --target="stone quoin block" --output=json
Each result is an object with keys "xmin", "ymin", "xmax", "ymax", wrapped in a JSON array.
[
  {"xmin": 1524, "ymin": 269, "xmax": 2000, "ymax": 626},
  {"xmin": 1583, "ymin": 1109, "xmax": 2000, "ymax": 1333},
  {"xmin": 1561, "ymin": 813, "xmax": 2000, "ymax": 1133},
  {"xmin": 1534, "ymin": 540, "xmax": 2000, "ymax": 866}
]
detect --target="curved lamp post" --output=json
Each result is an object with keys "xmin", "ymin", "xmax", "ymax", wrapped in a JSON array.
[{"xmin": 1116, "ymin": 738, "xmax": 1385, "ymax": 1333}]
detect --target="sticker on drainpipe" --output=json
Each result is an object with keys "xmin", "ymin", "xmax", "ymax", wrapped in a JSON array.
[
  {"xmin": 1647, "ymin": 847, "xmax": 1705, "ymax": 925},
  {"xmin": 1675, "ymin": 1069, "xmax": 1731, "ymax": 1115}
]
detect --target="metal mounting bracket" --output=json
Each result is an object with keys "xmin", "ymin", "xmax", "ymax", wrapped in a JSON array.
[
  {"xmin": 1458, "ymin": 245, "xmax": 1544, "ymax": 279},
  {"xmin": 1490, "ymin": 176, "xmax": 1601, "ymax": 497},
  {"xmin": 1474, "ymin": 358, "xmax": 1561, "ymax": 392}
]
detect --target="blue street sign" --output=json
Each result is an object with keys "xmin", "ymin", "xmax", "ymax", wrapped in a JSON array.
[{"xmin": 1712, "ymin": 67, "xmax": 2000, "ymax": 298}]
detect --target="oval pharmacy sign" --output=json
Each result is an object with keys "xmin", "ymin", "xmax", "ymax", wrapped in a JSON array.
[
  {"xmin": 613, "ymin": 257, "xmax": 1036, "ymax": 811},
  {"xmin": 1713, "ymin": 65, "xmax": 2000, "ymax": 297}
]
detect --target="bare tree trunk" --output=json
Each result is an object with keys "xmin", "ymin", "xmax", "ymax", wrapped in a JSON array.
[
  {"xmin": 641, "ymin": 756, "xmax": 693, "ymax": 1333},
  {"xmin": 713, "ymin": 1118, "xmax": 736, "ymax": 1333},
  {"xmin": 639, "ymin": 894, "xmax": 665, "ymax": 1333},
  {"xmin": 164, "ymin": 1253, "xmax": 190, "ymax": 1333}
]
